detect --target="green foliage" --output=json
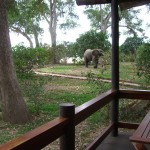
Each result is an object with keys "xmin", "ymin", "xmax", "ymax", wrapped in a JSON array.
[
  {"xmin": 84, "ymin": 5, "xmax": 111, "ymax": 32},
  {"xmin": 120, "ymin": 36, "xmax": 143, "ymax": 54},
  {"xmin": 84, "ymin": 5, "xmax": 144, "ymax": 36},
  {"xmin": 71, "ymin": 30, "xmax": 111, "ymax": 58},
  {"xmin": 21, "ymin": 76, "xmax": 52, "ymax": 115},
  {"xmin": 51, "ymin": 0, "xmax": 78, "ymax": 30},
  {"xmin": 54, "ymin": 43, "xmax": 71, "ymax": 62},
  {"xmin": 67, "ymin": 42, "xmax": 79, "ymax": 58},
  {"xmin": 119, "ymin": 52, "xmax": 136, "ymax": 62},
  {"xmin": 7, "ymin": 0, "xmax": 45, "ymax": 47},
  {"xmin": 120, "ymin": 9, "xmax": 144, "ymax": 36},
  {"xmin": 119, "ymin": 99, "xmax": 150, "ymax": 122},
  {"xmin": 84, "ymin": 71, "xmax": 111, "ymax": 94},
  {"xmin": 136, "ymin": 43, "xmax": 150, "ymax": 82},
  {"xmin": 99, "ymin": 51, "xmax": 111, "ymax": 74},
  {"xmin": 13, "ymin": 45, "xmax": 51, "ymax": 78}
]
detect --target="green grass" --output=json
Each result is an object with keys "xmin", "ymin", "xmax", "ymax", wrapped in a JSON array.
[
  {"xmin": 36, "ymin": 62, "xmax": 146, "ymax": 84},
  {"xmin": 38, "ymin": 65, "xmax": 80, "ymax": 74},
  {"xmin": 0, "ymin": 63, "xmax": 148, "ymax": 146},
  {"xmin": 0, "ymin": 76, "xmax": 110, "ymax": 145}
]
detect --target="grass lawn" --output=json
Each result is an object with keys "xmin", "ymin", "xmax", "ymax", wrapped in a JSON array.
[
  {"xmin": 0, "ymin": 75, "xmax": 111, "ymax": 149},
  {"xmin": 36, "ymin": 62, "xmax": 147, "ymax": 85},
  {"xmin": 0, "ymin": 62, "xmax": 149, "ymax": 149}
]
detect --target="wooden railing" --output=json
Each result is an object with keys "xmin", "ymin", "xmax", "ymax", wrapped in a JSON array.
[{"xmin": 0, "ymin": 89, "xmax": 150, "ymax": 150}]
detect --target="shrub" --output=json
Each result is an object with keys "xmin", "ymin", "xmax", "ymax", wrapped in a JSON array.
[
  {"xmin": 120, "ymin": 36, "xmax": 143, "ymax": 54},
  {"xmin": 13, "ymin": 45, "xmax": 50, "ymax": 77},
  {"xmin": 20, "ymin": 76, "xmax": 52, "ymax": 115},
  {"xmin": 119, "ymin": 52, "xmax": 136, "ymax": 62},
  {"xmin": 136, "ymin": 43, "xmax": 150, "ymax": 82},
  {"xmin": 71, "ymin": 30, "xmax": 111, "ymax": 58}
]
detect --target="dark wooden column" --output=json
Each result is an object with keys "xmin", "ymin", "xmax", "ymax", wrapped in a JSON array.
[
  {"xmin": 59, "ymin": 103, "xmax": 75, "ymax": 150},
  {"xmin": 111, "ymin": 0, "xmax": 119, "ymax": 136}
]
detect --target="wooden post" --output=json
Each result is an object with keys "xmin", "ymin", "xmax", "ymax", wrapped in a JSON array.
[
  {"xmin": 59, "ymin": 103, "xmax": 75, "ymax": 150},
  {"xmin": 111, "ymin": 0, "xmax": 119, "ymax": 136}
]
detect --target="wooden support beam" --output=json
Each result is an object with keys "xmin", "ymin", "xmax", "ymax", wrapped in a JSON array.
[
  {"xmin": 76, "ymin": 0, "xmax": 111, "ymax": 5},
  {"xmin": 76, "ymin": 0, "xmax": 150, "ymax": 6},
  {"xmin": 111, "ymin": 0, "xmax": 119, "ymax": 136}
]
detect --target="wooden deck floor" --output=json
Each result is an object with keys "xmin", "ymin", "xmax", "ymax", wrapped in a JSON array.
[{"xmin": 96, "ymin": 131, "xmax": 150, "ymax": 150}]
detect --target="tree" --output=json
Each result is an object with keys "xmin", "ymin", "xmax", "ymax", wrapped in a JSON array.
[
  {"xmin": 84, "ymin": 4, "xmax": 144, "ymax": 36},
  {"xmin": 41, "ymin": 0, "xmax": 78, "ymax": 63},
  {"xmin": 120, "ymin": 36, "xmax": 143, "ymax": 54},
  {"xmin": 84, "ymin": 5, "xmax": 111, "ymax": 33},
  {"xmin": 71, "ymin": 30, "xmax": 111, "ymax": 58},
  {"xmin": 136, "ymin": 43, "xmax": 150, "ymax": 80},
  {"xmin": 8, "ymin": 0, "xmax": 44, "ymax": 48},
  {"xmin": 0, "ymin": 0, "xmax": 30, "ymax": 124},
  {"xmin": 120, "ymin": 8, "xmax": 144, "ymax": 36},
  {"xmin": 8, "ymin": 0, "xmax": 78, "ymax": 62}
]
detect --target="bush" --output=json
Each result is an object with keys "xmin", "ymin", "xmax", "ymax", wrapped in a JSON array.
[
  {"xmin": 136, "ymin": 43, "xmax": 150, "ymax": 81},
  {"xmin": 70, "ymin": 30, "xmax": 111, "ymax": 58},
  {"xmin": 119, "ymin": 52, "xmax": 136, "ymax": 62},
  {"xmin": 120, "ymin": 36, "xmax": 143, "ymax": 54},
  {"xmin": 13, "ymin": 45, "xmax": 50, "ymax": 78}
]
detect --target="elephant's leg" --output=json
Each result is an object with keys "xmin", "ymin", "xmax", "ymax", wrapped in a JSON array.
[
  {"xmin": 84, "ymin": 58, "xmax": 88, "ymax": 67},
  {"xmin": 93, "ymin": 60, "xmax": 98, "ymax": 68}
]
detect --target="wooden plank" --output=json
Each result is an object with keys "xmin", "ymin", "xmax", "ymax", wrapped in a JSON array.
[
  {"xmin": 142, "ymin": 121, "xmax": 150, "ymax": 139},
  {"xmin": 130, "ymin": 111, "xmax": 150, "ymax": 144}
]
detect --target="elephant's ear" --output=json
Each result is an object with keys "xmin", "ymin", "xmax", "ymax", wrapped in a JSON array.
[{"xmin": 92, "ymin": 50, "xmax": 100, "ymax": 56}]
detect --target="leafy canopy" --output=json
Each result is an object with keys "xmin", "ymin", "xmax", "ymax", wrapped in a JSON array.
[
  {"xmin": 120, "ymin": 36, "xmax": 143, "ymax": 54},
  {"xmin": 136, "ymin": 42, "xmax": 150, "ymax": 80},
  {"xmin": 69, "ymin": 30, "xmax": 111, "ymax": 58}
]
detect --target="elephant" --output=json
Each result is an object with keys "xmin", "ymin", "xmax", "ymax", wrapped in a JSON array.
[{"xmin": 84, "ymin": 49, "xmax": 103, "ymax": 68}]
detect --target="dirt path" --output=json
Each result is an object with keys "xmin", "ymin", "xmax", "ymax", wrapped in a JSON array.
[{"xmin": 34, "ymin": 71, "xmax": 141, "ymax": 87}]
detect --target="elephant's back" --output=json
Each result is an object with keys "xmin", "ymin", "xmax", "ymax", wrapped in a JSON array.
[{"xmin": 84, "ymin": 49, "xmax": 92, "ymax": 57}]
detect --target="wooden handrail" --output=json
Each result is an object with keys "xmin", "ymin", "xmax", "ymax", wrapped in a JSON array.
[
  {"xmin": 119, "ymin": 89, "xmax": 150, "ymax": 100},
  {"xmin": 0, "ymin": 118, "xmax": 68, "ymax": 150},
  {"xmin": 75, "ymin": 89, "xmax": 117, "ymax": 125}
]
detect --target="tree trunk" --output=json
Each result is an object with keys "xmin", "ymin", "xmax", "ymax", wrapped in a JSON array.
[
  {"xmin": 0, "ymin": 0, "xmax": 30, "ymax": 124},
  {"xmin": 33, "ymin": 26, "xmax": 40, "ymax": 47},
  {"xmin": 49, "ymin": 0, "xmax": 58, "ymax": 64}
]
